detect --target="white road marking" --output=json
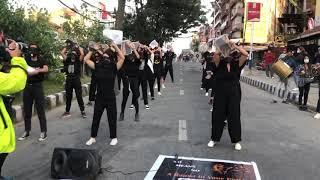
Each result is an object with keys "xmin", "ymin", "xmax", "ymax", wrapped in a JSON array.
[
  {"xmin": 179, "ymin": 120, "xmax": 188, "ymax": 141},
  {"xmin": 179, "ymin": 90, "xmax": 184, "ymax": 95}
]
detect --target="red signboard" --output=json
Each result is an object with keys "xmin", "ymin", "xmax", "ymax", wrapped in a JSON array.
[{"xmin": 247, "ymin": 2, "xmax": 261, "ymax": 22}]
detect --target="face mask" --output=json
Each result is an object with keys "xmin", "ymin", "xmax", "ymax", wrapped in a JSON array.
[
  {"xmin": 304, "ymin": 58, "xmax": 309, "ymax": 63},
  {"xmin": 30, "ymin": 48, "xmax": 39, "ymax": 57}
]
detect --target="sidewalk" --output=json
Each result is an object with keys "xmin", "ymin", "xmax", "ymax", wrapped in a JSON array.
[{"xmin": 240, "ymin": 67, "xmax": 319, "ymax": 111}]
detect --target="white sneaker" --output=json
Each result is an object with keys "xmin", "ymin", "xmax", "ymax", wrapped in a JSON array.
[
  {"xmin": 145, "ymin": 105, "xmax": 150, "ymax": 110},
  {"xmin": 314, "ymin": 113, "xmax": 320, "ymax": 119},
  {"xmin": 205, "ymin": 92, "xmax": 209, "ymax": 96},
  {"xmin": 154, "ymin": 84, "xmax": 158, "ymax": 89},
  {"xmin": 158, "ymin": 92, "xmax": 162, "ymax": 96},
  {"xmin": 200, "ymin": 88, "xmax": 204, "ymax": 90},
  {"xmin": 129, "ymin": 104, "xmax": 134, "ymax": 109},
  {"xmin": 292, "ymin": 88, "xmax": 299, "ymax": 91},
  {"xmin": 86, "ymin": 138, "xmax": 96, "ymax": 146},
  {"xmin": 162, "ymin": 84, "xmax": 166, "ymax": 89},
  {"xmin": 148, "ymin": 92, "xmax": 151, "ymax": 96},
  {"xmin": 207, "ymin": 140, "xmax": 215, "ymax": 148},
  {"xmin": 235, "ymin": 143, "xmax": 242, "ymax": 151},
  {"xmin": 210, "ymin": 108, "xmax": 213, "ymax": 112},
  {"xmin": 110, "ymin": 138, "xmax": 118, "ymax": 146}
]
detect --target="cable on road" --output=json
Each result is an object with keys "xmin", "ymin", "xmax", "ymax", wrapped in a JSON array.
[{"xmin": 102, "ymin": 168, "xmax": 158, "ymax": 175}]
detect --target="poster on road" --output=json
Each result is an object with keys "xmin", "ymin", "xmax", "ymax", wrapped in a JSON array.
[{"xmin": 145, "ymin": 155, "xmax": 261, "ymax": 180}]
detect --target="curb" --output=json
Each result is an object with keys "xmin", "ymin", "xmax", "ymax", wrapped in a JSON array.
[
  {"xmin": 240, "ymin": 75, "xmax": 317, "ymax": 111},
  {"xmin": 11, "ymin": 83, "xmax": 90, "ymax": 123}
]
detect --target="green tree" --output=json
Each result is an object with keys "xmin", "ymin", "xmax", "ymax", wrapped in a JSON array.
[{"xmin": 123, "ymin": 0, "xmax": 206, "ymax": 45}]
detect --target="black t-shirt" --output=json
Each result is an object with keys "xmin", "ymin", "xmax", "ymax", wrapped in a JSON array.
[
  {"xmin": 164, "ymin": 51, "xmax": 175, "ymax": 66},
  {"xmin": 64, "ymin": 49, "xmax": 81, "ymax": 76},
  {"xmin": 124, "ymin": 54, "xmax": 140, "ymax": 78},
  {"xmin": 153, "ymin": 51, "xmax": 163, "ymax": 69},
  {"xmin": 214, "ymin": 57, "xmax": 240, "ymax": 83},
  {"xmin": 95, "ymin": 58, "xmax": 117, "ymax": 98},
  {"xmin": 27, "ymin": 58, "xmax": 47, "ymax": 83}
]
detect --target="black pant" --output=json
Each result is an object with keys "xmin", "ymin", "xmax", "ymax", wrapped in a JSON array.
[
  {"xmin": 65, "ymin": 76, "xmax": 85, "ymax": 112},
  {"xmin": 89, "ymin": 76, "xmax": 97, "ymax": 102},
  {"xmin": 146, "ymin": 69, "xmax": 155, "ymax": 98},
  {"xmin": 121, "ymin": 77, "xmax": 140, "ymax": 114},
  {"xmin": 91, "ymin": 97, "xmax": 117, "ymax": 138},
  {"xmin": 317, "ymin": 82, "xmax": 320, "ymax": 112},
  {"xmin": 201, "ymin": 69, "xmax": 205, "ymax": 88},
  {"xmin": 23, "ymin": 83, "xmax": 47, "ymax": 132},
  {"xmin": 154, "ymin": 68, "xmax": 162, "ymax": 92},
  {"xmin": 164, "ymin": 65, "xmax": 174, "ymax": 82},
  {"xmin": 211, "ymin": 82, "xmax": 241, "ymax": 143},
  {"xmin": 136, "ymin": 70, "xmax": 148, "ymax": 105},
  {"xmin": 299, "ymin": 83, "xmax": 311, "ymax": 106},
  {"xmin": 0, "ymin": 153, "xmax": 8, "ymax": 176}
]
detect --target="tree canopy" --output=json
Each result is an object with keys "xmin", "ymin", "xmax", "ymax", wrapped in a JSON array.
[{"xmin": 123, "ymin": 0, "xmax": 206, "ymax": 45}]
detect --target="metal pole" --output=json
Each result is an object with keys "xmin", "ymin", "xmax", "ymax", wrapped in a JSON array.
[{"xmin": 249, "ymin": 22, "xmax": 254, "ymax": 73}]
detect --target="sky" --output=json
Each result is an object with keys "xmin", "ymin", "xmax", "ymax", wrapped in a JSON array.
[{"xmin": 15, "ymin": 0, "xmax": 213, "ymax": 55}]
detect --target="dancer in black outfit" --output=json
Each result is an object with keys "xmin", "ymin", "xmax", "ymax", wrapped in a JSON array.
[
  {"xmin": 87, "ymin": 55, "xmax": 100, "ymax": 106},
  {"xmin": 163, "ymin": 47, "xmax": 176, "ymax": 83},
  {"xmin": 118, "ymin": 41, "xmax": 141, "ymax": 122},
  {"xmin": 61, "ymin": 40, "xmax": 86, "ymax": 118},
  {"xmin": 203, "ymin": 51, "xmax": 214, "ymax": 96},
  {"xmin": 84, "ymin": 42, "xmax": 125, "ymax": 146},
  {"xmin": 152, "ymin": 47, "xmax": 164, "ymax": 95},
  {"xmin": 134, "ymin": 45, "xmax": 153, "ymax": 109},
  {"xmin": 208, "ymin": 43, "xmax": 248, "ymax": 151},
  {"xmin": 18, "ymin": 43, "xmax": 48, "ymax": 142}
]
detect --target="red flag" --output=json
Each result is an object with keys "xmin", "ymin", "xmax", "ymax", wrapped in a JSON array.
[{"xmin": 99, "ymin": 2, "xmax": 109, "ymax": 20}]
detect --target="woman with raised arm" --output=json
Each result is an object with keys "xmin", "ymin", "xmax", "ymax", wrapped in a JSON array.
[
  {"xmin": 208, "ymin": 42, "xmax": 248, "ymax": 151},
  {"xmin": 84, "ymin": 42, "xmax": 125, "ymax": 146}
]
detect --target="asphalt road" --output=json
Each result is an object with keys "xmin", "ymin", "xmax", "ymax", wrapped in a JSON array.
[{"xmin": 3, "ymin": 62, "xmax": 320, "ymax": 180}]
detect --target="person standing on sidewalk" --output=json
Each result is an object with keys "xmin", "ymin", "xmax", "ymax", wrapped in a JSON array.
[
  {"xmin": 208, "ymin": 42, "xmax": 249, "ymax": 151},
  {"xmin": 263, "ymin": 49, "xmax": 275, "ymax": 78},
  {"xmin": 296, "ymin": 56, "xmax": 313, "ymax": 111},
  {"xmin": 61, "ymin": 40, "xmax": 87, "ymax": 118},
  {"xmin": 18, "ymin": 43, "xmax": 48, "ymax": 142},
  {"xmin": 313, "ymin": 48, "xmax": 320, "ymax": 119},
  {"xmin": 0, "ymin": 40, "xmax": 28, "ymax": 180}
]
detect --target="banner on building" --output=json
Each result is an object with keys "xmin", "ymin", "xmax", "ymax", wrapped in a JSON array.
[
  {"xmin": 145, "ymin": 155, "xmax": 261, "ymax": 180},
  {"xmin": 247, "ymin": 2, "xmax": 262, "ymax": 22}
]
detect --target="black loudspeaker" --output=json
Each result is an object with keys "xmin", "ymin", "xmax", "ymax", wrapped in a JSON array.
[{"xmin": 51, "ymin": 148, "xmax": 102, "ymax": 180}]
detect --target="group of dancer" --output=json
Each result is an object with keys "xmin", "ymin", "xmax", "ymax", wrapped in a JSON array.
[
  {"xmin": 200, "ymin": 42, "xmax": 249, "ymax": 151},
  {"xmin": 15, "ymin": 38, "xmax": 176, "ymax": 147}
]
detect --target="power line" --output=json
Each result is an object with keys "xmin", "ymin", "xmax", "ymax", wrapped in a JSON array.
[
  {"xmin": 56, "ymin": 0, "xmax": 108, "ymax": 24},
  {"xmin": 79, "ymin": 0, "xmax": 103, "ymax": 12}
]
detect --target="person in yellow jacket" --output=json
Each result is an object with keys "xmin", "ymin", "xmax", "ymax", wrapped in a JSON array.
[{"xmin": 0, "ymin": 41, "xmax": 28, "ymax": 179}]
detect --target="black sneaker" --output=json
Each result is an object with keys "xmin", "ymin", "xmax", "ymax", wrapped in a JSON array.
[
  {"xmin": 118, "ymin": 113, "xmax": 124, "ymax": 121},
  {"xmin": 134, "ymin": 114, "xmax": 140, "ymax": 122},
  {"xmin": 81, "ymin": 111, "xmax": 87, "ymax": 118},
  {"xmin": 18, "ymin": 131, "xmax": 30, "ymax": 141},
  {"xmin": 87, "ymin": 101, "xmax": 93, "ymax": 106},
  {"xmin": 38, "ymin": 132, "xmax": 47, "ymax": 142},
  {"xmin": 151, "ymin": 97, "xmax": 155, "ymax": 101},
  {"xmin": 282, "ymin": 100, "xmax": 288, "ymax": 104}
]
